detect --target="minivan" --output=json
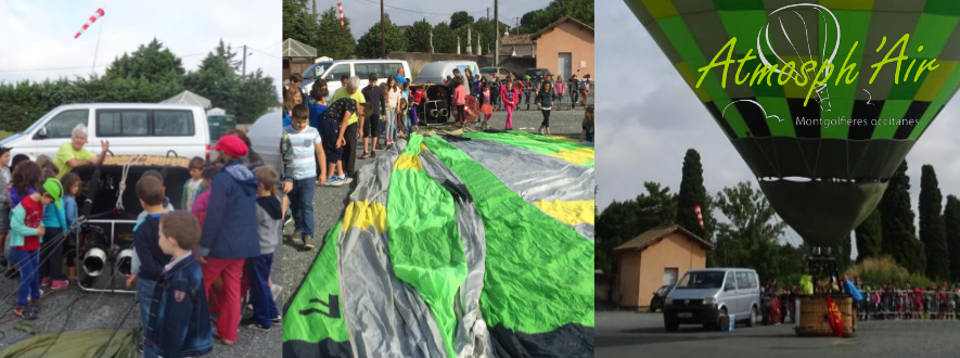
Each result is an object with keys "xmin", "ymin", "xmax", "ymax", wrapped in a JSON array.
[
  {"xmin": 1, "ymin": 103, "xmax": 210, "ymax": 161},
  {"xmin": 301, "ymin": 59, "xmax": 412, "ymax": 97},
  {"xmin": 414, "ymin": 60, "xmax": 481, "ymax": 85},
  {"xmin": 662, "ymin": 268, "xmax": 760, "ymax": 331}
]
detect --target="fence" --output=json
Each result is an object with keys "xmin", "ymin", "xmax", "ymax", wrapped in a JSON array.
[{"xmin": 860, "ymin": 289, "xmax": 960, "ymax": 321}]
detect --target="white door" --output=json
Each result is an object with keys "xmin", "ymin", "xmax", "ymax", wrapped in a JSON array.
[
  {"xmin": 663, "ymin": 267, "xmax": 678, "ymax": 286},
  {"xmin": 558, "ymin": 52, "xmax": 572, "ymax": 81}
]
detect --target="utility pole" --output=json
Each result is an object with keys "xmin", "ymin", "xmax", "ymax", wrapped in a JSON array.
[
  {"xmin": 381, "ymin": 0, "xmax": 386, "ymax": 58},
  {"xmin": 312, "ymin": 0, "xmax": 317, "ymax": 20},
  {"xmin": 487, "ymin": 7, "xmax": 489, "ymax": 20},
  {"xmin": 494, "ymin": 0, "xmax": 499, "ymax": 67},
  {"xmin": 242, "ymin": 44, "xmax": 247, "ymax": 77}
]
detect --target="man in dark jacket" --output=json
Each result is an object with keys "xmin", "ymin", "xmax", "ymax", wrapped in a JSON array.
[
  {"xmin": 198, "ymin": 134, "xmax": 260, "ymax": 345},
  {"xmin": 144, "ymin": 211, "xmax": 212, "ymax": 358},
  {"xmin": 360, "ymin": 73, "xmax": 385, "ymax": 159}
]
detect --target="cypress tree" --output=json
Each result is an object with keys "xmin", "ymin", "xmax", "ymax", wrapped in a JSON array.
[
  {"xmin": 879, "ymin": 161, "xmax": 926, "ymax": 273},
  {"xmin": 676, "ymin": 149, "xmax": 713, "ymax": 240},
  {"xmin": 855, "ymin": 209, "xmax": 882, "ymax": 262},
  {"xmin": 944, "ymin": 196, "xmax": 960, "ymax": 280},
  {"xmin": 919, "ymin": 165, "xmax": 950, "ymax": 280}
]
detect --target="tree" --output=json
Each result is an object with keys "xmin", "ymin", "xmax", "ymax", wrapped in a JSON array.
[
  {"xmin": 518, "ymin": 0, "xmax": 594, "ymax": 34},
  {"xmin": 316, "ymin": 7, "xmax": 356, "ymax": 59},
  {"xmin": 450, "ymin": 11, "xmax": 474, "ymax": 30},
  {"xmin": 356, "ymin": 17, "xmax": 408, "ymax": 58},
  {"xmin": 944, "ymin": 195, "xmax": 960, "ymax": 280},
  {"xmin": 919, "ymin": 164, "xmax": 950, "ymax": 280},
  {"xmin": 405, "ymin": 19, "xmax": 433, "ymax": 53},
  {"xmin": 711, "ymin": 181, "xmax": 800, "ymax": 283},
  {"xmin": 676, "ymin": 149, "xmax": 714, "ymax": 241},
  {"xmin": 879, "ymin": 161, "xmax": 926, "ymax": 273},
  {"xmin": 104, "ymin": 38, "xmax": 184, "ymax": 84},
  {"xmin": 432, "ymin": 22, "xmax": 458, "ymax": 54},
  {"xmin": 184, "ymin": 41, "xmax": 276, "ymax": 124},
  {"xmin": 595, "ymin": 182, "xmax": 676, "ymax": 273},
  {"xmin": 855, "ymin": 209, "xmax": 882, "ymax": 262}
]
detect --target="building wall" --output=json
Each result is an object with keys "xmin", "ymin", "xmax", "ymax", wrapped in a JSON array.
[
  {"xmin": 635, "ymin": 234, "xmax": 707, "ymax": 308},
  {"xmin": 617, "ymin": 251, "xmax": 643, "ymax": 307},
  {"xmin": 535, "ymin": 22, "xmax": 594, "ymax": 80}
]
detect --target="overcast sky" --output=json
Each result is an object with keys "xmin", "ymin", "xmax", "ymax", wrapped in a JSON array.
[
  {"xmin": 0, "ymin": 0, "xmax": 281, "ymax": 94},
  {"xmin": 308, "ymin": 0, "xmax": 552, "ymax": 40},
  {"xmin": 596, "ymin": 1, "xmax": 960, "ymax": 248}
]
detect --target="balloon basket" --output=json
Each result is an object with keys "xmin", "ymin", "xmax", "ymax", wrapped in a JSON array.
[{"xmin": 795, "ymin": 295, "xmax": 856, "ymax": 337}]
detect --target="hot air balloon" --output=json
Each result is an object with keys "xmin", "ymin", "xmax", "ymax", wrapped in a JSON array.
[{"xmin": 624, "ymin": 0, "xmax": 960, "ymax": 249}]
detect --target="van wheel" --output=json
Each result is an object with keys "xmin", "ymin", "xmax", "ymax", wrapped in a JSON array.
[
  {"xmin": 710, "ymin": 307, "xmax": 728, "ymax": 331},
  {"xmin": 748, "ymin": 305, "xmax": 759, "ymax": 327},
  {"xmin": 664, "ymin": 315, "xmax": 679, "ymax": 332}
]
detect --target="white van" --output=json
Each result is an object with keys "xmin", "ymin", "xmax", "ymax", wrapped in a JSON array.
[
  {"xmin": 301, "ymin": 59, "xmax": 412, "ymax": 96},
  {"xmin": 1, "ymin": 103, "xmax": 210, "ymax": 161},
  {"xmin": 414, "ymin": 60, "xmax": 481, "ymax": 85},
  {"xmin": 662, "ymin": 268, "xmax": 761, "ymax": 331}
]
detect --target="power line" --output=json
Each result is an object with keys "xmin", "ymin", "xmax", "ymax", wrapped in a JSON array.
[{"xmin": 354, "ymin": 0, "xmax": 485, "ymax": 18}]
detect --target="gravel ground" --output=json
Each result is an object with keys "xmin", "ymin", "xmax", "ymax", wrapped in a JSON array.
[
  {"xmin": 281, "ymin": 107, "xmax": 591, "ymax": 311},
  {"xmin": 0, "ymin": 244, "xmax": 282, "ymax": 357},
  {"xmin": 596, "ymin": 310, "xmax": 960, "ymax": 358}
]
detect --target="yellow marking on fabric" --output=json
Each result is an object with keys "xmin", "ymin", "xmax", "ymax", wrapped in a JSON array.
[
  {"xmin": 533, "ymin": 200, "xmax": 595, "ymax": 227},
  {"xmin": 342, "ymin": 200, "xmax": 387, "ymax": 233},
  {"xmin": 420, "ymin": 143, "xmax": 429, "ymax": 151},
  {"xmin": 641, "ymin": 0, "xmax": 678, "ymax": 19},
  {"xmin": 552, "ymin": 147, "xmax": 595, "ymax": 165},
  {"xmin": 915, "ymin": 60, "xmax": 957, "ymax": 102},
  {"xmin": 394, "ymin": 153, "xmax": 423, "ymax": 170},
  {"xmin": 676, "ymin": 62, "xmax": 710, "ymax": 101}
]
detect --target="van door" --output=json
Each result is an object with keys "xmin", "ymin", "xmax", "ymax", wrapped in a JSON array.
[
  {"xmin": 323, "ymin": 63, "xmax": 352, "ymax": 95},
  {"xmin": 735, "ymin": 271, "xmax": 752, "ymax": 317},
  {"xmin": 33, "ymin": 109, "xmax": 91, "ymax": 159},
  {"xmin": 94, "ymin": 109, "xmax": 151, "ymax": 156},
  {"xmin": 153, "ymin": 109, "xmax": 202, "ymax": 158},
  {"xmin": 721, "ymin": 272, "xmax": 738, "ymax": 316}
]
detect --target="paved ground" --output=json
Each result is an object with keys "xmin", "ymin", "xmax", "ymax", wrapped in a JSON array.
[
  {"xmin": 597, "ymin": 310, "xmax": 960, "ymax": 357},
  {"xmin": 281, "ymin": 107, "xmax": 590, "ymax": 312},
  {"xmin": 0, "ymin": 247, "xmax": 282, "ymax": 356}
]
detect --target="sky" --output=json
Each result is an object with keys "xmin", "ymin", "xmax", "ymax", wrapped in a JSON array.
[
  {"xmin": 0, "ymin": 0, "xmax": 281, "ymax": 95},
  {"xmin": 307, "ymin": 0, "xmax": 553, "ymax": 40},
  {"xmin": 596, "ymin": 1, "xmax": 960, "ymax": 249}
]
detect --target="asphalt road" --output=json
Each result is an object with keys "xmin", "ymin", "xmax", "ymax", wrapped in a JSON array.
[
  {"xmin": 281, "ymin": 107, "xmax": 590, "ymax": 311},
  {"xmin": 596, "ymin": 310, "xmax": 960, "ymax": 357},
  {"xmin": 0, "ymin": 245, "xmax": 282, "ymax": 357}
]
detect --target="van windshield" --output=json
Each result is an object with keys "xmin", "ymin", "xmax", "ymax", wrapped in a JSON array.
[{"xmin": 675, "ymin": 271, "xmax": 724, "ymax": 289}]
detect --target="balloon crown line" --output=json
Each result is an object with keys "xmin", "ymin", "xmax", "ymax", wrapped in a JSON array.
[{"xmin": 696, "ymin": 33, "xmax": 939, "ymax": 107}]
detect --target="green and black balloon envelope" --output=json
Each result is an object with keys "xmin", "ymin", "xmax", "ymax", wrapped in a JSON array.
[{"xmin": 625, "ymin": 0, "xmax": 960, "ymax": 246}]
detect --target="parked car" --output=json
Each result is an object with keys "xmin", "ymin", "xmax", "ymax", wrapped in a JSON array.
[
  {"xmin": 480, "ymin": 66, "xmax": 512, "ymax": 82},
  {"xmin": 524, "ymin": 68, "xmax": 553, "ymax": 82},
  {"xmin": 2, "ymin": 103, "xmax": 211, "ymax": 161},
  {"xmin": 649, "ymin": 285, "xmax": 673, "ymax": 312},
  {"xmin": 301, "ymin": 59, "xmax": 412, "ymax": 99},
  {"xmin": 662, "ymin": 268, "xmax": 760, "ymax": 331}
]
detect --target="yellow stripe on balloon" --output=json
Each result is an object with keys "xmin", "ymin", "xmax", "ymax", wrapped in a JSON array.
[
  {"xmin": 394, "ymin": 154, "xmax": 424, "ymax": 171},
  {"xmin": 532, "ymin": 200, "xmax": 595, "ymax": 227},
  {"xmin": 552, "ymin": 147, "xmax": 595, "ymax": 166},
  {"xmin": 342, "ymin": 200, "xmax": 387, "ymax": 233}
]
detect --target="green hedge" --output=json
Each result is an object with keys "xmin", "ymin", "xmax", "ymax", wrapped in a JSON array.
[{"xmin": 846, "ymin": 256, "xmax": 934, "ymax": 289}]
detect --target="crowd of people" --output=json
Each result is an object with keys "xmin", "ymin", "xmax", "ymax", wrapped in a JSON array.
[{"xmin": 0, "ymin": 124, "xmax": 282, "ymax": 357}]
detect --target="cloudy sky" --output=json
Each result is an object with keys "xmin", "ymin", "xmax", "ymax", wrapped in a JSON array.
[
  {"xmin": 307, "ymin": 0, "xmax": 552, "ymax": 40},
  {"xmin": 596, "ymin": 1, "xmax": 960, "ymax": 248},
  {"xmin": 0, "ymin": 0, "xmax": 281, "ymax": 93}
]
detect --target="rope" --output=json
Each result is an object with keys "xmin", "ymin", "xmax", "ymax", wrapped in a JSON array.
[{"xmin": 114, "ymin": 155, "xmax": 141, "ymax": 212}]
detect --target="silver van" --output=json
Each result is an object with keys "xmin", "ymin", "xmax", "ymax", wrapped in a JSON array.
[{"xmin": 662, "ymin": 268, "xmax": 760, "ymax": 331}]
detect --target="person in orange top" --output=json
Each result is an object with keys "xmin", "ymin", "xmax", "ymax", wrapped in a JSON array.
[{"xmin": 452, "ymin": 77, "xmax": 467, "ymax": 126}]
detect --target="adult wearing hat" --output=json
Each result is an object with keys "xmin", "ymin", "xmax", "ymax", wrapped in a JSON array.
[{"xmin": 198, "ymin": 134, "xmax": 260, "ymax": 345}]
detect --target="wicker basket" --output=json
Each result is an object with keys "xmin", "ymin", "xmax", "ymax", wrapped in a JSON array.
[
  {"xmin": 102, "ymin": 155, "xmax": 190, "ymax": 168},
  {"xmin": 795, "ymin": 295, "xmax": 856, "ymax": 337}
]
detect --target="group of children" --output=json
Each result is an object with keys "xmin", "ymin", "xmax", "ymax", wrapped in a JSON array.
[
  {"xmin": 0, "ymin": 133, "xmax": 282, "ymax": 357},
  {"xmin": 0, "ymin": 149, "xmax": 85, "ymax": 319}
]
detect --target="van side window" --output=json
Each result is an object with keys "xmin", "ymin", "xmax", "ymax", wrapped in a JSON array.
[
  {"xmin": 355, "ymin": 63, "xmax": 382, "ymax": 80},
  {"xmin": 325, "ymin": 64, "xmax": 351, "ymax": 82},
  {"xmin": 736, "ymin": 272, "xmax": 750, "ymax": 290},
  {"xmin": 43, "ymin": 110, "xmax": 89, "ymax": 139},
  {"xmin": 154, "ymin": 110, "xmax": 195, "ymax": 136},
  {"xmin": 724, "ymin": 274, "xmax": 736, "ymax": 291},
  {"xmin": 97, "ymin": 110, "xmax": 148, "ymax": 137},
  {"xmin": 383, "ymin": 63, "xmax": 401, "ymax": 78}
]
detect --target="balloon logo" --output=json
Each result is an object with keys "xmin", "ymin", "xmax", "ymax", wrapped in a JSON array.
[{"xmin": 756, "ymin": 3, "xmax": 841, "ymax": 112}]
